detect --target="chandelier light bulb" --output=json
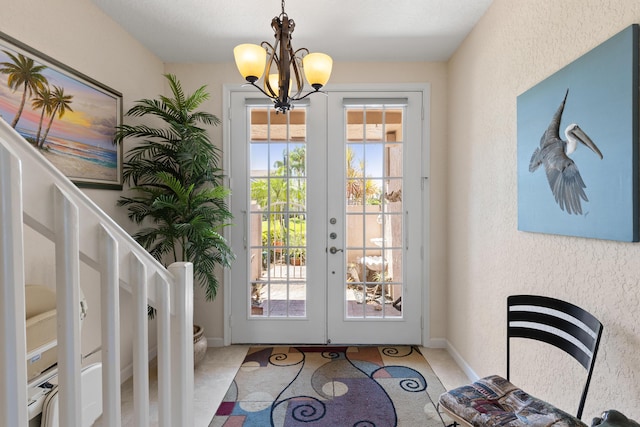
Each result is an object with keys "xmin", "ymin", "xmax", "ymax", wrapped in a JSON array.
[
  {"xmin": 265, "ymin": 73, "xmax": 292, "ymax": 97},
  {"xmin": 233, "ymin": 44, "xmax": 267, "ymax": 83},
  {"xmin": 303, "ymin": 53, "xmax": 333, "ymax": 90}
]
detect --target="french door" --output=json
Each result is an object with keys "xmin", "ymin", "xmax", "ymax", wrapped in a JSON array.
[{"xmin": 228, "ymin": 88, "xmax": 424, "ymax": 344}]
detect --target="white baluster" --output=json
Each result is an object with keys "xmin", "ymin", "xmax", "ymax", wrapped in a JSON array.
[
  {"xmin": 53, "ymin": 185, "xmax": 81, "ymax": 427},
  {"xmin": 0, "ymin": 144, "xmax": 28, "ymax": 427},
  {"xmin": 131, "ymin": 253, "xmax": 150, "ymax": 427},
  {"xmin": 156, "ymin": 274, "xmax": 171, "ymax": 427},
  {"xmin": 99, "ymin": 225, "xmax": 122, "ymax": 426}
]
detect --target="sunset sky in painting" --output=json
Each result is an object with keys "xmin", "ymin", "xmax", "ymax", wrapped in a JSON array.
[{"xmin": 0, "ymin": 47, "xmax": 118, "ymax": 150}]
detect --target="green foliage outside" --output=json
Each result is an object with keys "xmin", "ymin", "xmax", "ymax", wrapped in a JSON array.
[{"xmin": 250, "ymin": 144, "xmax": 380, "ymax": 265}]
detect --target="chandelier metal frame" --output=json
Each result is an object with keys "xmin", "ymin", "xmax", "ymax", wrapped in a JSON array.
[{"xmin": 238, "ymin": 0, "xmax": 330, "ymax": 113}]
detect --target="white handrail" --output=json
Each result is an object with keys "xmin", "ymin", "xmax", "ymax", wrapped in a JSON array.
[{"xmin": 0, "ymin": 115, "xmax": 194, "ymax": 427}]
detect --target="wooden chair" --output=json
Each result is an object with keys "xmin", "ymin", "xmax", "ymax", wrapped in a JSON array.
[{"xmin": 439, "ymin": 295, "xmax": 603, "ymax": 426}]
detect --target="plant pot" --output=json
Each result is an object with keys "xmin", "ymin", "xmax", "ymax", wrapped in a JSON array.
[{"xmin": 193, "ymin": 324, "xmax": 208, "ymax": 367}]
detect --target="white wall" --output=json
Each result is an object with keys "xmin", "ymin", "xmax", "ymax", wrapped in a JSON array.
[
  {"xmin": 1, "ymin": 0, "xmax": 165, "ymax": 376},
  {"xmin": 447, "ymin": 0, "xmax": 640, "ymax": 418},
  {"xmin": 165, "ymin": 61, "xmax": 450, "ymax": 343}
]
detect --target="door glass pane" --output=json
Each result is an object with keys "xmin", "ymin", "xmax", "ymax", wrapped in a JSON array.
[
  {"xmin": 249, "ymin": 107, "xmax": 307, "ymax": 317},
  {"xmin": 344, "ymin": 106, "xmax": 404, "ymax": 318}
]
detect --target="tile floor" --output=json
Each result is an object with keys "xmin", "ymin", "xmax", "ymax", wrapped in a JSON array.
[{"xmin": 111, "ymin": 345, "xmax": 469, "ymax": 427}]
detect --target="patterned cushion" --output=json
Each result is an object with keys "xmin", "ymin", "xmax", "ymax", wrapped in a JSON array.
[{"xmin": 438, "ymin": 375, "xmax": 587, "ymax": 427}]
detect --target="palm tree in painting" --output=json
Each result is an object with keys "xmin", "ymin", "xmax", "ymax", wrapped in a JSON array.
[
  {"xmin": 0, "ymin": 51, "xmax": 48, "ymax": 128},
  {"xmin": 39, "ymin": 85, "xmax": 73, "ymax": 148},
  {"xmin": 31, "ymin": 85, "xmax": 54, "ymax": 146}
]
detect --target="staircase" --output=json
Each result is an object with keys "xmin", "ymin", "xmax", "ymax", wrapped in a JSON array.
[{"xmin": 0, "ymin": 118, "xmax": 194, "ymax": 427}]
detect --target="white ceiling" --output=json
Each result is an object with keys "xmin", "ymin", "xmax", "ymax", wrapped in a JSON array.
[{"xmin": 91, "ymin": 0, "xmax": 493, "ymax": 63}]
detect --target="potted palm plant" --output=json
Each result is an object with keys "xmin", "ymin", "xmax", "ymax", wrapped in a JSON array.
[{"xmin": 114, "ymin": 74, "xmax": 234, "ymax": 364}]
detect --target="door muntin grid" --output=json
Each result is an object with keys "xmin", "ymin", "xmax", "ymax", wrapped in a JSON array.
[
  {"xmin": 344, "ymin": 106, "xmax": 405, "ymax": 319},
  {"xmin": 248, "ymin": 107, "xmax": 308, "ymax": 318}
]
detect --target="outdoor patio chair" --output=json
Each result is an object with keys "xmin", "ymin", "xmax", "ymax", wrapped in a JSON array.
[{"xmin": 438, "ymin": 295, "xmax": 604, "ymax": 427}]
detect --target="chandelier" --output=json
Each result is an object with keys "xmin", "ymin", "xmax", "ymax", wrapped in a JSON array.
[{"xmin": 233, "ymin": 0, "xmax": 333, "ymax": 113}]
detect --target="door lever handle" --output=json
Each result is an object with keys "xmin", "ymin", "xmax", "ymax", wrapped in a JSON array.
[{"xmin": 329, "ymin": 246, "xmax": 343, "ymax": 254}]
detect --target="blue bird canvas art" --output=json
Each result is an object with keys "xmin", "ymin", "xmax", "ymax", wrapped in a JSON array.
[
  {"xmin": 517, "ymin": 24, "xmax": 639, "ymax": 242},
  {"xmin": 528, "ymin": 89, "xmax": 603, "ymax": 216}
]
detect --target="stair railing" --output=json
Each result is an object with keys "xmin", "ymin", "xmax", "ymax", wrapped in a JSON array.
[{"xmin": 0, "ymin": 117, "xmax": 194, "ymax": 427}]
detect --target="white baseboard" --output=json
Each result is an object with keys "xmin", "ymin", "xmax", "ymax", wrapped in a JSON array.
[
  {"xmin": 121, "ymin": 336, "xmax": 223, "ymax": 382},
  {"xmin": 120, "ymin": 363, "xmax": 133, "ymax": 385},
  {"xmin": 426, "ymin": 338, "xmax": 447, "ymax": 348},
  {"xmin": 207, "ymin": 337, "xmax": 224, "ymax": 347},
  {"xmin": 446, "ymin": 340, "xmax": 479, "ymax": 382},
  {"xmin": 120, "ymin": 345, "xmax": 158, "ymax": 385}
]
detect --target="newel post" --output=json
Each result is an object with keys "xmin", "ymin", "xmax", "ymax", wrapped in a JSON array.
[{"xmin": 168, "ymin": 262, "xmax": 194, "ymax": 427}]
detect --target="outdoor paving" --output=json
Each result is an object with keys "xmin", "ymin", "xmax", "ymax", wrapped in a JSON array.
[{"xmin": 252, "ymin": 263, "xmax": 402, "ymax": 318}]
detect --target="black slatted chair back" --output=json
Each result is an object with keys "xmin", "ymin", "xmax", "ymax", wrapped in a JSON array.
[{"xmin": 507, "ymin": 295, "xmax": 603, "ymax": 419}]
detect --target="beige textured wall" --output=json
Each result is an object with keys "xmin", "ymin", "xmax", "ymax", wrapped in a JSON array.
[
  {"xmin": 166, "ymin": 61, "xmax": 449, "ymax": 343},
  {"xmin": 447, "ymin": 0, "xmax": 640, "ymax": 418},
  {"xmin": 2, "ymin": 0, "xmax": 164, "ymax": 226},
  {"xmin": 2, "ymin": 0, "xmax": 165, "ymax": 376}
]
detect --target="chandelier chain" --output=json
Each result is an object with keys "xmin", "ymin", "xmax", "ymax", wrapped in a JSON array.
[{"xmin": 281, "ymin": 0, "xmax": 285, "ymax": 15}]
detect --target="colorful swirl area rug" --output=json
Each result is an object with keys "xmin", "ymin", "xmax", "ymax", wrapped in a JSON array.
[{"xmin": 209, "ymin": 346, "xmax": 451, "ymax": 427}]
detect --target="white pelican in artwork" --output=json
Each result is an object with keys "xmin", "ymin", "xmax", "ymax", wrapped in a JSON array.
[{"xmin": 528, "ymin": 89, "xmax": 603, "ymax": 215}]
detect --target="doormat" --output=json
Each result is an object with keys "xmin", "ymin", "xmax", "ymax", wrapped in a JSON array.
[{"xmin": 209, "ymin": 346, "xmax": 451, "ymax": 427}]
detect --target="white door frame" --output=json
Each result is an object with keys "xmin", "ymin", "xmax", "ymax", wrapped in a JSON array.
[{"xmin": 222, "ymin": 83, "xmax": 431, "ymax": 346}]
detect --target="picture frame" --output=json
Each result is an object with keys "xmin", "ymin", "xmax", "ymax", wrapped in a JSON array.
[
  {"xmin": 0, "ymin": 31, "xmax": 123, "ymax": 189},
  {"xmin": 517, "ymin": 24, "xmax": 639, "ymax": 242}
]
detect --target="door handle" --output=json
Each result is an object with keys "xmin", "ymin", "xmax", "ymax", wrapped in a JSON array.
[{"xmin": 329, "ymin": 246, "xmax": 343, "ymax": 254}]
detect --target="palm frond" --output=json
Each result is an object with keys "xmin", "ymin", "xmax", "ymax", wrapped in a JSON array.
[
  {"xmin": 114, "ymin": 124, "xmax": 178, "ymax": 145},
  {"xmin": 189, "ymin": 111, "xmax": 221, "ymax": 126},
  {"xmin": 116, "ymin": 74, "xmax": 233, "ymax": 302},
  {"xmin": 182, "ymin": 85, "xmax": 210, "ymax": 111},
  {"xmin": 125, "ymin": 99, "xmax": 172, "ymax": 119}
]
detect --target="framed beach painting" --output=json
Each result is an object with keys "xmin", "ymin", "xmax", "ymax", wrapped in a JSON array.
[
  {"xmin": 0, "ymin": 31, "xmax": 122, "ymax": 189},
  {"xmin": 517, "ymin": 24, "xmax": 639, "ymax": 242}
]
